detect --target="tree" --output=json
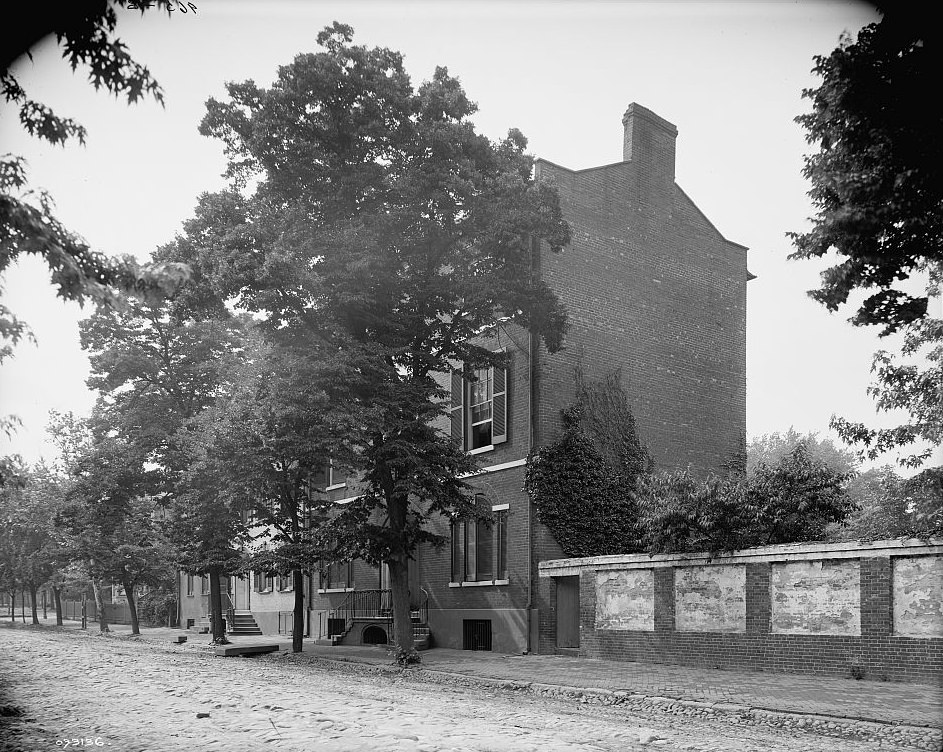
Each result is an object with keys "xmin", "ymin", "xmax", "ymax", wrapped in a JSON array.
[
  {"xmin": 747, "ymin": 428, "xmax": 858, "ymax": 476},
  {"xmin": 636, "ymin": 468, "xmax": 752, "ymax": 555},
  {"xmin": 55, "ymin": 429, "xmax": 160, "ymax": 634},
  {"xmin": 167, "ymin": 422, "xmax": 247, "ymax": 644},
  {"xmin": 0, "ymin": 462, "xmax": 68, "ymax": 624},
  {"xmin": 790, "ymin": 9, "xmax": 941, "ymax": 334},
  {"xmin": 192, "ymin": 337, "xmax": 365, "ymax": 652},
  {"xmin": 746, "ymin": 443, "xmax": 855, "ymax": 544},
  {"xmin": 80, "ymin": 297, "xmax": 246, "ymax": 469},
  {"xmin": 171, "ymin": 23, "xmax": 571, "ymax": 660},
  {"xmin": 790, "ymin": 9, "xmax": 942, "ymax": 466},
  {"xmin": 637, "ymin": 443, "xmax": 854, "ymax": 554},
  {"xmin": 79, "ymin": 295, "xmax": 248, "ymax": 642},
  {"xmin": 1, "ymin": 0, "xmax": 188, "ymax": 358},
  {"xmin": 829, "ymin": 465, "xmax": 943, "ymax": 541},
  {"xmin": 830, "ymin": 315, "xmax": 942, "ymax": 467}
]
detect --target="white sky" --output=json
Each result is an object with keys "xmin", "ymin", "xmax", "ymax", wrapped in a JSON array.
[{"xmin": 1, "ymin": 0, "xmax": 938, "ymax": 472}]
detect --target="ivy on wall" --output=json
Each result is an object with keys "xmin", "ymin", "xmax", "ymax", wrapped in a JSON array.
[{"xmin": 524, "ymin": 368, "xmax": 650, "ymax": 557}]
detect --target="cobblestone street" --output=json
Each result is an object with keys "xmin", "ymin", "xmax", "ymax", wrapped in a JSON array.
[{"xmin": 1, "ymin": 625, "xmax": 936, "ymax": 752}]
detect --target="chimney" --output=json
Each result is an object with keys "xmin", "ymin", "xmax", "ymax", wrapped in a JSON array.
[{"xmin": 622, "ymin": 103, "xmax": 678, "ymax": 185}]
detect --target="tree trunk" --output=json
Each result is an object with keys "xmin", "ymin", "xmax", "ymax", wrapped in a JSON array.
[
  {"xmin": 53, "ymin": 586, "xmax": 63, "ymax": 626},
  {"xmin": 292, "ymin": 567, "xmax": 304, "ymax": 653},
  {"xmin": 387, "ymin": 555, "xmax": 415, "ymax": 662},
  {"xmin": 9, "ymin": 588, "xmax": 15, "ymax": 621},
  {"xmin": 123, "ymin": 579, "xmax": 140, "ymax": 635},
  {"xmin": 208, "ymin": 566, "xmax": 228, "ymax": 644},
  {"xmin": 28, "ymin": 584, "xmax": 38, "ymax": 625},
  {"xmin": 91, "ymin": 579, "xmax": 110, "ymax": 633}
]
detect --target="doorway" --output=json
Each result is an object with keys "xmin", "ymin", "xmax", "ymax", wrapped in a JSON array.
[
  {"xmin": 555, "ymin": 576, "xmax": 580, "ymax": 650},
  {"xmin": 231, "ymin": 575, "xmax": 250, "ymax": 611}
]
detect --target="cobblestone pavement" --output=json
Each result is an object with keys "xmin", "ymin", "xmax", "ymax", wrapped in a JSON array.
[{"xmin": 1, "ymin": 624, "xmax": 939, "ymax": 752}]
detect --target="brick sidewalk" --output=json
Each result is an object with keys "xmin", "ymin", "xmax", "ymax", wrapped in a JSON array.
[{"xmin": 36, "ymin": 620, "xmax": 943, "ymax": 730}]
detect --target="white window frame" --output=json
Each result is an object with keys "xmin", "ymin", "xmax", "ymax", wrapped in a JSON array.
[{"xmin": 450, "ymin": 352, "xmax": 509, "ymax": 453}]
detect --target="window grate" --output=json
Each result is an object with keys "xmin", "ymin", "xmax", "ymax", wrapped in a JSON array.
[{"xmin": 462, "ymin": 619, "xmax": 492, "ymax": 651}]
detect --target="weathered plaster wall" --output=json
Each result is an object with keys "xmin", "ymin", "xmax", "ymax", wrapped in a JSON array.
[
  {"xmin": 675, "ymin": 565, "xmax": 745, "ymax": 633},
  {"xmin": 893, "ymin": 556, "xmax": 943, "ymax": 638},
  {"xmin": 596, "ymin": 570, "xmax": 653, "ymax": 630},
  {"xmin": 771, "ymin": 560, "xmax": 860, "ymax": 635}
]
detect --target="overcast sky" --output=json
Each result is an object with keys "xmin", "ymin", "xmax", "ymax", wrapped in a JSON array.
[{"xmin": 2, "ymin": 0, "xmax": 936, "ymax": 472}]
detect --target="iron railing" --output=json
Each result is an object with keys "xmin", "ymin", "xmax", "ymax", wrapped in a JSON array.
[
  {"xmin": 328, "ymin": 589, "xmax": 392, "ymax": 639},
  {"xmin": 412, "ymin": 587, "xmax": 429, "ymax": 625},
  {"xmin": 208, "ymin": 593, "xmax": 235, "ymax": 633}
]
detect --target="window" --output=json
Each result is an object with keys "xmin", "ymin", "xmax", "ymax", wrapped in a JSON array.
[
  {"xmin": 253, "ymin": 572, "xmax": 274, "ymax": 592},
  {"xmin": 320, "ymin": 561, "xmax": 353, "ymax": 591},
  {"xmin": 200, "ymin": 575, "xmax": 210, "ymax": 595},
  {"xmin": 326, "ymin": 460, "xmax": 345, "ymax": 489},
  {"xmin": 310, "ymin": 461, "xmax": 346, "ymax": 492},
  {"xmin": 451, "ymin": 497, "xmax": 509, "ymax": 584},
  {"xmin": 185, "ymin": 575, "xmax": 194, "ymax": 596},
  {"xmin": 463, "ymin": 619, "xmax": 493, "ymax": 651},
  {"xmin": 277, "ymin": 573, "xmax": 293, "ymax": 591},
  {"xmin": 450, "ymin": 357, "xmax": 509, "ymax": 451}
]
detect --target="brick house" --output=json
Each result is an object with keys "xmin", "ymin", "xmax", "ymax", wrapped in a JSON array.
[{"xmin": 178, "ymin": 103, "xmax": 749, "ymax": 652}]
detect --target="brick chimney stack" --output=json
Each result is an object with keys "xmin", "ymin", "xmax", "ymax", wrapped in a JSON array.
[{"xmin": 622, "ymin": 103, "xmax": 678, "ymax": 186}]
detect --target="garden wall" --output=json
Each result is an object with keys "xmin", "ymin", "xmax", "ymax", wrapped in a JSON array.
[{"xmin": 538, "ymin": 538, "xmax": 943, "ymax": 684}]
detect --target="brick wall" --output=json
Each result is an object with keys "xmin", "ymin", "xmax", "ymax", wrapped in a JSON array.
[
  {"xmin": 542, "ymin": 539, "xmax": 943, "ymax": 684},
  {"xmin": 533, "ymin": 103, "xmax": 748, "ymax": 473}
]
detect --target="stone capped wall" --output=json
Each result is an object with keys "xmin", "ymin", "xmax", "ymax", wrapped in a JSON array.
[{"xmin": 540, "ymin": 539, "xmax": 943, "ymax": 684}]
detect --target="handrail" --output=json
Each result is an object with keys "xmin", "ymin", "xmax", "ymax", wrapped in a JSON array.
[
  {"xmin": 327, "ymin": 589, "xmax": 392, "ymax": 638},
  {"xmin": 220, "ymin": 593, "xmax": 235, "ymax": 633},
  {"xmin": 415, "ymin": 587, "xmax": 429, "ymax": 626}
]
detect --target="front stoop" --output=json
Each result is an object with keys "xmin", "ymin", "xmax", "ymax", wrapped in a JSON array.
[
  {"xmin": 413, "ymin": 622, "xmax": 431, "ymax": 651},
  {"xmin": 228, "ymin": 611, "xmax": 263, "ymax": 636}
]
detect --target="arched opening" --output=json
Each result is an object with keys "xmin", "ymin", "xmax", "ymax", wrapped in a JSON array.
[{"xmin": 362, "ymin": 625, "xmax": 388, "ymax": 645}]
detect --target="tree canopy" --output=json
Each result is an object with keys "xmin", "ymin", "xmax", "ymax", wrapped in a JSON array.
[
  {"xmin": 747, "ymin": 428, "xmax": 858, "ymax": 476},
  {"xmin": 789, "ymin": 9, "xmax": 942, "ymax": 334},
  {"xmin": 790, "ymin": 9, "xmax": 942, "ymax": 468},
  {"xmin": 1, "ymin": 0, "xmax": 188, "ymax": 362}
]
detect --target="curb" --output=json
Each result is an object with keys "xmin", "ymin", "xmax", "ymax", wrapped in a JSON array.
[{"xmin": 272, "ymin": 653, "xmax": 943, "ymax": 752}]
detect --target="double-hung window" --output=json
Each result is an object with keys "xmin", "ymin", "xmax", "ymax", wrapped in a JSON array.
[
  {"xmin": 451, "ymin": 497, "xmax": 509, "ymax": 585},
  {"xmin": 450, "ymin": 356, "xmax": 509, "ymax": 452},
  {"xmin": 310, "ymin": 460, "xmax": 345, "ymax": 492},
  {"xmin": 319, "ymin": 561, "xmax": 353, "ymax": 591},
  {"xmin": 253, "ymin": 572, "xmax": 274, "ymax": 592}
]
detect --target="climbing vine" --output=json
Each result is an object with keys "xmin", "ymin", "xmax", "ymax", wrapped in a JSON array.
[{"xmin": 524, "ymin": 368, "xmax": 651, "ymax": 557}]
